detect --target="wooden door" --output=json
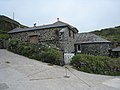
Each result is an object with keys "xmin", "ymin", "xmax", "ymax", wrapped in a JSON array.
[{"xmin": 29, "ymin": 35, "xmax": 39, "ymax": 44}]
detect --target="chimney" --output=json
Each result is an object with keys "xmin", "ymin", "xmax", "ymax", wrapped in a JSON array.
[
  {"xmin": 57, "ymin": 18, "xmax": 59, "ymax": 21},
  {"xmin": 34, "ymin": 23, "xmax": 36, "ymax": 27}
]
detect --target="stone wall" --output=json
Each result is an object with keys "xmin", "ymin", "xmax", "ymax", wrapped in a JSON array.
[
  {"xmin": 10, "ymin": 28, "xmax": 61, "ymax": 41},
  {"xmin": 9, "ymin": 27, "xmax": 77, "ymax": 53},
  {"xmin": 0, "ymin": 39, "xmax": 8, "ymax": 49},
  {"xmin": 0, "ymin": 39, "xmax": 3, "ymax": 48},
  {"xmin": 80, "ymin": 43, "xmax": 111, "ymax": 56},
  {"xmin": 63, "ymin": 27, "xmax": 77, "ymax": 53}
]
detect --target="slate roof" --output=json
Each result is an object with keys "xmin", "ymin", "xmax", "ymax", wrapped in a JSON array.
[
  {"xmin": 8, "ymin": 21, "xmax": 78, "ymax": 34},
  {"xmin": 76, "ymin": 33, "xmax": 111, "ymax": 44},
  {"xmin": 112, "ymin": 46, "xmax": 120, "ymax": 51}
]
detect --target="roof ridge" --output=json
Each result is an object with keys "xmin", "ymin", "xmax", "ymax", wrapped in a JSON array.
[{"xmin": 8, "ymin": 20, "xmax": 78, "ymax": 33}]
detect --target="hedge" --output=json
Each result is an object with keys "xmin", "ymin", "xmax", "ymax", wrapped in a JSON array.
[
  {"xmin": 70, "ymin": 54, "xmax": 120, "ymax": 76},
  {"xmin": 8, "ymin": 39, "xmax": 63, "ymax": 65}
]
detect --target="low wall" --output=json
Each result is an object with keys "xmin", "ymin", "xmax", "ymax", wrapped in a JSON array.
[
  {"xmin": 64, "ymin": 53, "xmax": 74, "ymax": 64},
  {"xmin": 0, "ymin": 39, "xmax": 8, "ymax": 49}
]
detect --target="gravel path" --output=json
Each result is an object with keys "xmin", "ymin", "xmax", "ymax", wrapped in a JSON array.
[{"xmin": 0, "ymin": 49, "xmax": 120, "ymax": 90}]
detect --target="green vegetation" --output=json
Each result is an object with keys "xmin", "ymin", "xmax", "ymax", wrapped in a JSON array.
[
  {"xmin": 0, "ymin": 34, "xmax": 9, "ymax": 39},
  {"xmin": 0, "ymin": 15, "xmax": 27, "ymax": 40},
  {"xmin": 70, "ymin": 54, "xmax": 120, "ymax": 76},
  {"xmin": 7, "ymin": 39, "xmax": 63, "ymax": 65},
  {"xmin": 0, "ymin": 15, "xmax": 27, "ymax": 33},
  {"xmin": 91, "ymin": 26, "xmax": 120, "ymax": 42}
]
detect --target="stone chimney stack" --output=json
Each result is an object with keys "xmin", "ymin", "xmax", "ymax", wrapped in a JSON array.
[
  {"xmin": 57, "ymin": 18, "xmax": 59, "ymax": 21},
  {"xmin": 34, "ymin": 23, "xmax": 36, "ymax": 27}
]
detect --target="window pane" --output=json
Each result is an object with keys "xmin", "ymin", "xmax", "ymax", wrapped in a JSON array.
[{"xmin": 78, "ymin": 45, "xmax": 81, "ymax": 50}]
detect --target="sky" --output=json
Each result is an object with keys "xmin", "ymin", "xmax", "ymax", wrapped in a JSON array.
[{"xmin": 0, "ymin": 0, "xmax": 120, "ymax": 32}]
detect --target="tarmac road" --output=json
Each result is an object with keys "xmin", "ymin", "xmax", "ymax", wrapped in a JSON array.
[{"xmin": 0, "ymin": 49, "xmax": 120, "ymax": 90}]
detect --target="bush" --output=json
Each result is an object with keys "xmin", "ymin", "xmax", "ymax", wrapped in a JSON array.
[
  {"xmin": 8, "ymin": 39, "xmax": 63, "ymax": 65},
  {"xmin": 8, "ymin": 39, "xmax": 38, "ymax": 56},
  {"xmin": 8, "ymin": 39, "xmax": 20, "ymax": 53},
  {"xmin": 39, "ymin": 48, "xmax": 63, "ymax": 65},
  {"xmin": 70, "ymin": 54, "xmax": 120, "ymax": 76}
]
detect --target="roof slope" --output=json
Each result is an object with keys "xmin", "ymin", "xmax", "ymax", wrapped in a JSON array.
[
  {"xmin": 112, "ymin": 46, "xmax": 120, "ymax": 51},
  {"xmin": 8, "ymin": 21, "xmax": 78, "ymax": 34},
  {"xmin": 76, "ymin": 33, "xmax": 111, "ymax": 44}
]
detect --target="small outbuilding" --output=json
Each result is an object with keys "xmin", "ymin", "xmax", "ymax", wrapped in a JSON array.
[
  {"xmin": 110, "ymin": 46, "xmax": 120, "ymax": 58},
  {"xmin": 75, "ymin": 33, "xmax": 111, "ymax": 56}
]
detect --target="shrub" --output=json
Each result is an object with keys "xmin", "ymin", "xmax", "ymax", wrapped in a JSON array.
[
  {"xmin": 8, "ymin": 39, "xmax": 63, "ymax": 65},
  {"xmin": 39, "ymin": 48, "xmax": 63, "ymax": 65},
  {"xmin": 70, "ymin": 54, "xmax": 120, "ymax": 76},
  {"xmin": 8, "ymin": 39, "xmax": 20, "ymax": 53}
]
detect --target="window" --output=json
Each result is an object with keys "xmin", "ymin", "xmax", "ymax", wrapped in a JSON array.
[
  {"xmin": 59, "ymin": 32, "xmax": 64, "ymax": 40},
  {"xmin": 78, "ymin": 45, "xmax": 81, "ymax": 51},
  {"xmin": 59, "ymin": 28, "xmax": 65, "ymax": 40},
  {"xmin": 69, "ymin": 30, "xmax": 71, "ymax": 37},
  {"xmin": 73, "ymin": 32, "xmax": 75, "ymax": 39},
  {"xmin": 55, "ymin": 30, "xmax": 59, "ymax": 35}
]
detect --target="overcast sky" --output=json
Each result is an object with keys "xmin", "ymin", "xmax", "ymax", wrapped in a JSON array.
[{"xmin": 0, "ymin": 0, "xmax": 120, "ymax": 32}]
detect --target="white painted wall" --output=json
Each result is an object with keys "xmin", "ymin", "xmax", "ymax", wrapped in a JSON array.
[{"xmin": 64, "ymin": 53, "xmax": 74, "ymax": 64}]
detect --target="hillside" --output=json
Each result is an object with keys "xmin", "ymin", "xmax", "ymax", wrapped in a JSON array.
[
  {"xmin": 0, "ymin": 15, "xmax": 27, "ymax": 39},
  {"xmin": 91, "ymin": 26, "xmax": 120, "ymax": 42},
  {"xmin": 0, "ymin": 15, "xmax": 27, "ymax": 33}
]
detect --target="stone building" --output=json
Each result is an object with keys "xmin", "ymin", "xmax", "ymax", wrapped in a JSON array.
[
  {"xmin": 109, "ymin": 46, "xmax": 120, "ymax": 58},
  {"xmin": 8, "ymin": 20, "xmax": 78, "ymax": 53},
  {"xmin": 75, "ymin": 33, "xmax": 111, "ymax": 56},
  {"xmin": 8, "ymin": 20, "xmax": 112, "ymax": 56}
]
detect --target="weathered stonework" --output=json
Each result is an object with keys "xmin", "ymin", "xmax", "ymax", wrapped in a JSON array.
[
  {"xmin": 0, "ymin": 40, "xmax": 3, "ymax": 48},
  {"xmin": 0, "ymin": 39, "xmax": 7, "ymax": 49},
  {"xmin": 62, "ymin": 27, "xmax": 77, "ymax": 53},
  {"xmin": 78, "ymin": 43, "xmax": 111, "ymax": 56},
  {"xmin": 75, "ymin": 33, "xmax": 111, "ymax": 56},
  {"xmin": 10, "ymin": 27, "xmax": 77, "ymax": 53}
]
